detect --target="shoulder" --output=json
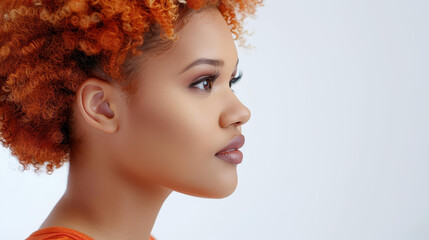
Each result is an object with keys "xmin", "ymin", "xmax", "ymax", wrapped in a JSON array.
[
  {"xmin": 26, "ymin": 226, "xmax": 94, "ymax": 240},
  {"xmin": 26, "ymin": 226, "xmax": 157, "ymax": 240}
]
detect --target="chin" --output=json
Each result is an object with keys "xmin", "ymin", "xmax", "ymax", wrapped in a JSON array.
[
  {"xmin": 207, "ymin": 187, "xmax": 237, "ymax": 199},
  {"xmin": 176, "ymin": 176, "xmax": 238, "ymax": 199}
]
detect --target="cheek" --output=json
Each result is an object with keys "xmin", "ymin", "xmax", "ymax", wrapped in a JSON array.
[{"xmin": 116, "ymin": 87, "xmax": 225, "ymax": 192}]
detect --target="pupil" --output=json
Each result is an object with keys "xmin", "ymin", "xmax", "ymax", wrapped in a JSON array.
[{"xmin": 204, "ymin": 80, "xmax": 210, "ymax": 90}]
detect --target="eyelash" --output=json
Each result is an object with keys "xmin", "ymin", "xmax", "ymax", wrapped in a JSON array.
[{"xmin": 190, "ymin": 71, "xmax": 243, "ymax": 93}]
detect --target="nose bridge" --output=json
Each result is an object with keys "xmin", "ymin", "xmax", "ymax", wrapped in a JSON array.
[{"xmin": 218, "ymin": 88, "xmax": 251, "ymax": 128}]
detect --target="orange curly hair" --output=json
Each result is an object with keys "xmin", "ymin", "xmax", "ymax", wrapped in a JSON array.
[{"xmin": 0, "ymin": 0, "xmax": 263, "ymax": 174}]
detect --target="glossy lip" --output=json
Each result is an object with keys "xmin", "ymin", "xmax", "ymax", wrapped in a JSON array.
[{"xmin": 215, "ymin": 135, "xmax": 245, "ymax": 154}]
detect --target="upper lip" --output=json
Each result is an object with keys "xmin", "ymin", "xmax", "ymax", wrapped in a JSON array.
[{"xmin": 215, "ymin": 135, "xmax": 245, "ymax": 154}]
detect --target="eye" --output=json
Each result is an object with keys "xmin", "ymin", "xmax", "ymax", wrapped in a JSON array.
[
  {"xmin": 229, "ymin": 71, "xmax": 243, "ymax": 93},
  {"xmin": 189, "ymin": 70, "xmax": 243, "ymax": 93},
  {"xmin": 190, "ymin": 73, "xmax": 218, "ymax": 92}
]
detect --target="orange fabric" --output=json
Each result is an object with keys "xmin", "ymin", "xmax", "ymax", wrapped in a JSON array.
[{"xmin": 26, "ymin": 226, "xmax": 156, "ymax": 240}]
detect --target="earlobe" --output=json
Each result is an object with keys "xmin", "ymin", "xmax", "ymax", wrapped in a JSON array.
[{"xmin": 77, "ymin": 78, "xmax": 119, "ymax": 134}]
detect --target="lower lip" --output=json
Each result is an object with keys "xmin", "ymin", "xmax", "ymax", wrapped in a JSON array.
[{"xmin": 215, "ymin": 150, "xmax": 243, "ymax": 164}]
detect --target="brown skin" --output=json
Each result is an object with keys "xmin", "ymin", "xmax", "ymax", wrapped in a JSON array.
[{"xmin": 40, "ymin": 7, "xmax": 251, "ymax": 240}]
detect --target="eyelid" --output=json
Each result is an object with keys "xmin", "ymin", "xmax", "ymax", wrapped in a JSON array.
[
  {"xmin": 231, "ymin": 67, "xmax": 238, "ymax": 77},
  {"xmin": 189, "ymin": 69, "xmax": 243, "ymax": 92},
  {"xmin": 191, "ymin": 71, "xmax": 219, "ymax": 85},
  {"xmin": 230, "ymin": 71, "xmax": 243, "ymax": 84},
  {"xmin": 189, "ymin": 71, "xmax": 219, "ymax": 92}
]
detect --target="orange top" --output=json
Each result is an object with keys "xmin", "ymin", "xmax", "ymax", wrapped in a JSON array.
[{"xmin": 26, "ymin": 226, "xmax": 156, "ymax": 240}]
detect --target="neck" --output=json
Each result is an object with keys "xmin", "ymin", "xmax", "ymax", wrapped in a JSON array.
[{"xmin": 40, "ymin": 149, "xmax": 172, "ymax": 240}]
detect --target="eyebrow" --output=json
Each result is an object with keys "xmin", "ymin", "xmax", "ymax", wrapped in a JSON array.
[{"xmin": 180, "ymin": 58, "xmax": 239, "ymax": 73}]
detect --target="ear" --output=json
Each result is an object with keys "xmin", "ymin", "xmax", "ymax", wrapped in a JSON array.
[{"xmin": 76, "ymin": 78, "xmax": 120, "ymax": 134}]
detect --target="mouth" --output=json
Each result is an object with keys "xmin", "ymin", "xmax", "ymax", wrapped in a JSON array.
[
  {"xmin": 222, "ymin": 149, "xmax": 237, "ymax": 152},
  {"xmin": 215, "ymin": 135, "xmax": 245, "ymax": 164}
]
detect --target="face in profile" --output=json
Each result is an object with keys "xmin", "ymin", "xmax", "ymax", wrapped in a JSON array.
[{"xmin": 106, "ymin": 7, "xmax": 251, "ymax": 198}]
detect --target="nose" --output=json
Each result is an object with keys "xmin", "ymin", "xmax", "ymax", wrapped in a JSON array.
[{"xmin": 219, "ymin": 93, "xmax": 251, "ymax": 129}]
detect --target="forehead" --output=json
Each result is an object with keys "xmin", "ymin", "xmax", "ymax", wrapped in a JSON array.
[{"xmin": 141, "ymin": 7, "xmax": 238, "ymax": 70}]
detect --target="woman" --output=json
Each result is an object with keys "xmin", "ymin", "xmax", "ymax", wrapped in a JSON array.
[{"xmin": 0, "ymin": 0, "xmax": 262, "ymax": 239}]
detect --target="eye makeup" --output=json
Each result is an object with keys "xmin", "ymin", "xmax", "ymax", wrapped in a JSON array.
[
  {"xmin": 189, "ymin": 70, "xmax": 219, "ymax": 92},
  {"xmin": 189, "ymin": 69, "xmax": 243, "ymax": 93},
  {"xmin": 229, "ymin": 71, "xmax": 243, "ymax": 87}
]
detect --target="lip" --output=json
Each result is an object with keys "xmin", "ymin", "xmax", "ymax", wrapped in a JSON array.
[
  {"xmin": 215, "ymin": 135, "xmax": 245, "ymax": 164},
  {"xmin": 215, "ymin": 135, "xmax": 245, "ymax": 154}
]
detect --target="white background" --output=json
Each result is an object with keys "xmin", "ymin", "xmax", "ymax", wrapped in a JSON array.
[{"xmin": 1, "ymin": 0, "xmax": 428, "ymax": 239}]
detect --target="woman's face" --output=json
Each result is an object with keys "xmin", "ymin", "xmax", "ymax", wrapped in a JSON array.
[{"xmin": 113, "ymin": 7, "xmax": 251, "ymax": 198}]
